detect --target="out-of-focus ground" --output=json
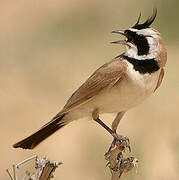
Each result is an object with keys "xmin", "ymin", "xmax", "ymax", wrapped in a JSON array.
[{"xmin": 1, "ymin": 0, "xmax": 179, "ymax": 179}]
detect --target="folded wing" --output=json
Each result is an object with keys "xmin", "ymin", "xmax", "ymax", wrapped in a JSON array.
[{"xmin": 62, "ymin": 57, "xmax": 127, "ymax": 113}]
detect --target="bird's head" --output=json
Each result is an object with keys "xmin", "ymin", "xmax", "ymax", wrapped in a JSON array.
[{"xmin": 112, "ymin": 8, "xmax": 167, "ymax": 67}]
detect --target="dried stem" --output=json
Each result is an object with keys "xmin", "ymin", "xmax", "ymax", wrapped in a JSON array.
[
  {"xmin": 16, "ymin": 155, "xmax": 37, "ymax": 168},
  {"xmin": 6, "ymin": 155, "xmax": 62, "ymax": 180},
  {"xmin": 6, "ymin": 169, "xmax": 13, "ymax": 180},
  {"xmin": 105, "ymin": 140, "xmax": 138, "ymax": 179}
]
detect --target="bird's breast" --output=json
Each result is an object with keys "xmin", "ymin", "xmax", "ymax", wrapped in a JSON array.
[{"xmin": 88, "ymin": 62, "xmax": 161, "ymax": 114}]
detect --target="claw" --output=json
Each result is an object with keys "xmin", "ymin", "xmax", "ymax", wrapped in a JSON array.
[{"xmin": 108, "ymin": 133, "xmax": 131, "ymax": 154}]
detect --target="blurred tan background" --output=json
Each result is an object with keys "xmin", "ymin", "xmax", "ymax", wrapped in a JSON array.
[{"xmin": 1, "ymin": 0, "xmax": 179, "ymax": 179}]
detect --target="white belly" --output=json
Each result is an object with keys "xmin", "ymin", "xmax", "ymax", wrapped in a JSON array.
[
  {"xmin": 65, "ymin": 64, "xmax": 161, "ymax": 122},
  {"xmin": 86, "ymin": 63, "xmax": 161, "ymax": 114}
]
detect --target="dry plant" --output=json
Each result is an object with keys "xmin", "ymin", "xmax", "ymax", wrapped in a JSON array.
[
  {"xmin": 6, "ymin": 146, "xmax": 137, "ymax": 180},
  {"xmin": 105, "ymin": 140, "xmax": 138, "ymax": 179},
  {"xmin": 7, "ymin": 140, "xmax": 137, "ymax": 180},
  {"xmin": 6, "ymin": 155, "xmax": 62, "ymax": 180}
]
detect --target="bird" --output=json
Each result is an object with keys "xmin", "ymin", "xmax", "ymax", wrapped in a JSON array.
[{"xmin": 13, "ymin": 8, "xmax": 167, "ymax": 150}]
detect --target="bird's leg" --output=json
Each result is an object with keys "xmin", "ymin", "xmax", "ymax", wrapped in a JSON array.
[
  {"xmin": 107, "ymin": 112, "xmax": 130, "ymax": 153},
  {"xmin": 92, "ymin": 110, "xmax": 130, "ymax": 156},
  {"xmin": 93, "ymin": 117, "xmax": 130, "ymax": 155},
  {"xmin": 92, "ymin": 109, "xmax": 114, "ymax": 135},
  {"xmin": 111, "ymin": 112, "xmax": 125, "ymax": 132}
]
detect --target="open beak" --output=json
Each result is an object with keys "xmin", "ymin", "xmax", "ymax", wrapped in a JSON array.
[
  {"xmin": 111, "ymin": 30, "xmax": 128, "ymax": 45},
  {"xmin": 111, "ymin": 30, "xmax": 125, "ymax": 35}
]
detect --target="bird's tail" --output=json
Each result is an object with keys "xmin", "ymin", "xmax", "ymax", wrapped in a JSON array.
[{"xmin": 13, "ymin": 113, "xmax": 66, "ymax": 149}]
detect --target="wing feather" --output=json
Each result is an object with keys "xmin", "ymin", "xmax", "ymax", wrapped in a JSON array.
[{"xmin": 61, "ymin": 57, "xmax": 127, "ymax": 113}]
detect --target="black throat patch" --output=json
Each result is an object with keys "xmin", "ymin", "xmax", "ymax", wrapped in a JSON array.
[{"xmin": 122, "ymin": 55, "xmax": 160, "ymax": 74}]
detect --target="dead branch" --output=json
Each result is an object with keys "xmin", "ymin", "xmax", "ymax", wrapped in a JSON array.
[
  {"xmin": 105, "ymin": 140, "xmax": 138, "ymax": 179},
  {"xmin": 6, "ymin": 155, "xmax": 62, "ymax": 180}
]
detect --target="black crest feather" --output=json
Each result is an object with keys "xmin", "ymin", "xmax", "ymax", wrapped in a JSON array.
[{"xmin": 132, "ymin": 8, "xmax": 157, "ymax": 30}]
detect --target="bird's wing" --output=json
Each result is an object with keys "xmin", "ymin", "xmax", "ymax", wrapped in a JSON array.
[
  {"xmin": 154, "ymin": 68, "xmax": 165, "ymax": 92},
  {"xmin": 61, "ymin": 57, "xmax": 127, "ymax": 113}
]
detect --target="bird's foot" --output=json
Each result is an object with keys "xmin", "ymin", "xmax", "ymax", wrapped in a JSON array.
[
  {"xmin": 113, "ymin": 133, "xmax": 131, "ymax": 152},
  {"xmin": 105, "ymin": 133, "xmax": 130, "ymax": 160}
]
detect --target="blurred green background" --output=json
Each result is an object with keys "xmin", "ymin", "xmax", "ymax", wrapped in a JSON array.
[{"xmin": 1, "ymin": 0, "xmax": 179, "ymax": 179}]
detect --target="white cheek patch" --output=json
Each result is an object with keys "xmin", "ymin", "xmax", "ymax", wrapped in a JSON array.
[
  {"xmin": 147, "ymin": 36, "xmax": 158, "ymax": 57},
  {"xmin": 125, "ymin": 45, "xmax": 138, "ymax": 58}
]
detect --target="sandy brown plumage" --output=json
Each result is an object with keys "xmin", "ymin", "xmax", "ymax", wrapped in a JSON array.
[
  {"xmin": 13, "ymin": 9, "xmax": 167, "ymax": 150},
  {"xmin": 61, "ymin": 58, "xmax": 127, "ymax": 113}
]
